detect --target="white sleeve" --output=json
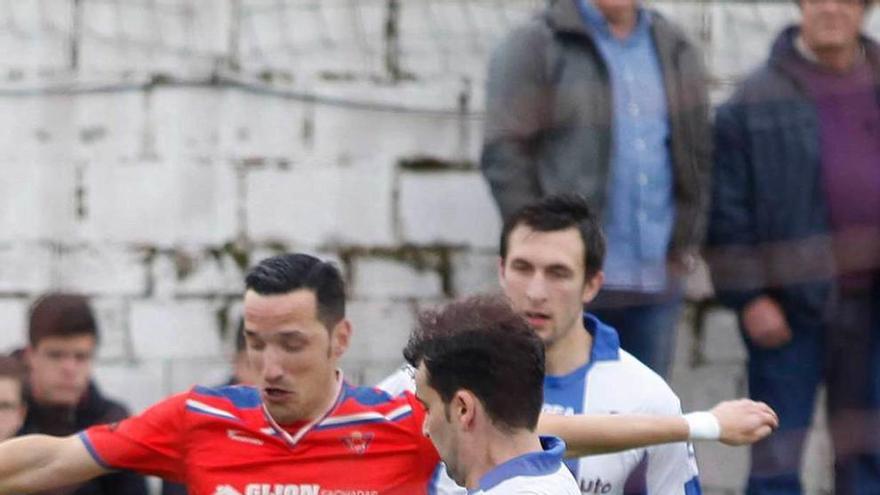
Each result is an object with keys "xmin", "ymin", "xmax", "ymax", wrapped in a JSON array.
[
  {"xmin": 374, "ymin": 364, "xmax": 416, "ymax": 396},
  {"xmin": 644, "ymin": 395, "xmax": 701, "ymax": 494}
]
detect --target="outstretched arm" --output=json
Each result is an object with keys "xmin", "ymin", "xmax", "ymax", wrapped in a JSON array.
[
  {"xmin": 538, "ymin": 399, "xmax": 778, "ymax": 457},
  {"xmin": 0, "ymin": 434, "xmax": 108, "ymax": 494}
]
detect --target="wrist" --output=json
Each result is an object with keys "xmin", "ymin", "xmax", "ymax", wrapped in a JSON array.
[{"xmin": 684, "ymin": 411, "xmax": 721, "ymax": 441}]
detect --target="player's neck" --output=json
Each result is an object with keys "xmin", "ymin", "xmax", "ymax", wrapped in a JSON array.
[
  {"xmin": 544, "ymin": 319, "xmax": 591, "ymax": 376},
  {"xmin": 463, "ymin": 429, "xmax": 544, "ymax": 489}
]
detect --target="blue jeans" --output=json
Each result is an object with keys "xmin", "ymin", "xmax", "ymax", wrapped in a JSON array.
[
  {"xmin": 589, "ymin": 289, "xmax": 683, "ymax": 379},
  {"xmin": 744, "ymin": 285, "xmax": 880, "ymax": 495}
]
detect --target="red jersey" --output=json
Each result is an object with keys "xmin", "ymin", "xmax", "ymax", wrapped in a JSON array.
[{"xmin": 81, "ymin": 382, "xmax": 442, "ymax": 495}]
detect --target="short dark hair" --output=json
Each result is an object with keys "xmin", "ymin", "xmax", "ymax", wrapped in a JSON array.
[
  {"xmin": 245, "ymin": 253, "xmax": 346, "ymax": 330},
  {"xmin": 28, "ymin": 293, "xmax": 98, "ymax": 347},
  {"xmin": 0, "ymin": 356, "xmax": 25, "ymax": 402},
  {"xmin": 403, "ymin": 295, "xmax": 545, "ymax": 432},
  {"xmin": 500, "ymin": 194, "xmax": 606, "ymax": 279}
]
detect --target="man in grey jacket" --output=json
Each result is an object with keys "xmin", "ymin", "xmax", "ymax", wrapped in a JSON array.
[{"xmin": 480, "ymin": 0, "xmax": 710, "ymax": 379}]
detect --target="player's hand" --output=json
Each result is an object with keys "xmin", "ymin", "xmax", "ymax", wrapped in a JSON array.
[
  {"xmin": 741, "ymin": 296, "xmax": 791, "ymax": 349},
  {"xmin": 711, "ymin": 399, "xmax": 778, "ymax": 445}
]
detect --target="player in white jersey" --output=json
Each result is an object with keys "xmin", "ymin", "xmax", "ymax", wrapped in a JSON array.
[
  {"xmin": 403, "ymin": 295, "xmax": 581, "ymax": 495},
  {"xmin": 381, "ymin": 194, "xmax": 703, "ymax": 494}
]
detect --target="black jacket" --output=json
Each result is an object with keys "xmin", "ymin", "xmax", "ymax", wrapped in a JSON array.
[
  {"xmin": 19, "ymin": 381, "xmax": 149, "ymax": 495},
  {"xmin": 708, "ymin": 26, "xmax": 880, "ymax": 317}
]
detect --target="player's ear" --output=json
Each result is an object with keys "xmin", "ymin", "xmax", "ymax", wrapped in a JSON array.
[
  {"xmin": 329, "ymin": 319, "xmax": 352, "ymax": 358},
  {"xmin": 497, "ymin": 256, "xmax": 508, "ymax": 288},
  {"xmin": 581, "ymin": 270, "xmax": 604, "ymax": 304},
  {"xmin": 453, "ymin": 390, "xmax": 478, "ymax": 429}
]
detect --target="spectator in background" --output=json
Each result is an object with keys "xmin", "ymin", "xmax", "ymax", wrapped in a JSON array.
[
  {"xmin": 708, "ymin": 0, "xmax": 880, "ymax": 492},
  {"xmin": 20, "ymin": 293, "xmax": 148, "ymax": 495},
  {"xmin": 227, "ymin": 322, "xmax": 259, "ymax": 387},
  {"xmin": 0, "ymin": 357, "xmax": 26, "ymax": 441},
  {"xmin": 480, "ymin": 0, "xmax": 711, "ymax": 378}
]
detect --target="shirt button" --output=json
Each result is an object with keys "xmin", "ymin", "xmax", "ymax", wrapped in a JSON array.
[
  {"xmin": 638, "ymin": 173, "xmax": 648, "ymax": 186},
  {"xmin": 628, "ymin": 102, "xmax": 640, "ymax": 116},
  {"xmin": 638, "ymin": 211, "xmax": 647, "ymax": 221},
  {"xmin": 635, "ymin": 139, "xmax": 646, "ymax": 150}
]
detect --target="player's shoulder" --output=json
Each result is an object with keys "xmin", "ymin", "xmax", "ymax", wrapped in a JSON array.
[
  {"xmin": 182, "ymin": 384, "xmax": 264, "ymax": 422},
  {"xmin": 327, "ymin": 383, "xmax": 418, "ymax": 422},
  {"xmin": 592, "ymin": 350, "xmax": 681, "ymax": 412},
  {"xmin": 483, "ymin": 467, "xmax": 580, "ymax": 495}
]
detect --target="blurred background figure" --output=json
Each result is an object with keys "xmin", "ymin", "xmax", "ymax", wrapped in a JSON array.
[
  {"xmin": 20, "ymin": 293, "xmax": 148, "ymax": 495},
  {"xmin": 0, "ymin": 356, "xmax": 26, "ymax": 441},
  {"xmin": 708, "ymin": 0, "xmax": 880, "ymax": 493},
  {"xmin": 480, "ymin": 0, "xmax": 711, "ymax": 378}
]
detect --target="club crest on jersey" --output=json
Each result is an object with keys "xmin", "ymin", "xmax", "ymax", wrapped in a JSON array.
[{"xmin": 341, "ymin": 431, "xmax": 374, "ymax": 455}]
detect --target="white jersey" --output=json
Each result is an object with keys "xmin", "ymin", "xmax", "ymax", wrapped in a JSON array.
[
  {"xmin": 469, "ymin": 436, "xmax": 580, "ymax": 495},
  {"xmin": 376, "ymin": 313, "xmax": 701, "ymax": 495}
]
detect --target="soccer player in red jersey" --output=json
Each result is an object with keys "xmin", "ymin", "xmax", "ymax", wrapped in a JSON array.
[{"xmin": 0, "ymin": 253, "xmax": 777, "ymax": 495}]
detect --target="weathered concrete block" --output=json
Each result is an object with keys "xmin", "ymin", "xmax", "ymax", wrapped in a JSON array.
[
  {"xmin": 334, "ymin": 160, "xmax": 396, "ymax": 246},
  {"xmin": 351, "ymin": 257, "xmax": 443, "ymax": 299},
  {"xmin": 219, "ymin": 90, "xmax": 307, "ymax": 162},
  {"xmin": 398, "ymin": 171, "xmax": 500, "ymax": 248},
  {"xmin": 92, "ymin": 297, "xmax": 132, "ymax": 361},
  {"xmin": 0, "ymin": 161, "xmax": 76, "ymax": 242},
  {"xmin": 56, "ymin": 246, "xmax": 147, "ymax": 296},
  {"xmin": 83, "ymin": 160, "xmax": 237, "ymax": 245},
  {"xmin": 707, "ymin": 4, "xmax": 798, "ymax": 83},
  {"xmin": 148, "ymin": 88, "xmax": 223, "ymax": 161},
  {"xmin": 129, "ymin": 300, "xmax": 223, "ymax": 359},
  {"xmin": 153, "ymin": 250, "xmax": 244, "ymax": 300},
  {"xmin": 79, "ymin": 1, "xmax": 225, "ymax": 75},
  {"xmin": 167, "ymin": 357, "xmax": 235, "ymax": 394},
  {"xmin": 92, "ymin": 361, "xmax": 167, "ymax": 415},
  {"xmin": 236, "ymin": 0, "xmax": 384, "ymax": 77},
  {"xmin": 0, "ymin": 243, "xmax": 54, "ymax": 294},
  {"xmin": 450, "ymin": 250, "xmax": 499, "ymax": 297},
  {"xmin": 343, "ymin": 300, "xmax": 415, "ymax": 367},
  {"xmin": 309, "ymin": 85, "xmax": 477, "ymax": 164},
  {"xmin": 0, "ymin": 2, "xmax": 71, "ymax": 72},
  {"xmin": 0, "ymin": 298, "xmax": 28, "ymax": 354},
  {"xmin": 246, "ymin": 162, "xmax": 395, "ymax": 248},
  {"xmin": 246, "ymin": 166, "xmax": 340, "ymax": 247},
  {"xmin": 83, "ymin": 161, "xmax": 177, "ymax": 245},
  {"xmin": 397, "ymin": 1, "xmax": 531, "ymax": 80},
  {"xmin": 72, "ymin": 92, "xmax": 146, "ymax": 163}
]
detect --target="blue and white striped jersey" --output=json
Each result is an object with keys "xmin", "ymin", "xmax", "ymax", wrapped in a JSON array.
[
  {"xmin": 377, "ymin": 313, "xmax": 701, "ymax": 495},
  {"xmin": 467, "ymin": 436, "xmax": 580, "ymax": 495}
]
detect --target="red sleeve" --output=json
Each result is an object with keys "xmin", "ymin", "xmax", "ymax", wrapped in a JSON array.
[
  {"xmin": 403, "ymin": 391, "xmax": 441, "ymax": 474},
  {"xmin": 80, "ymin": 391, "xmax": 188, "ymax": 482}
]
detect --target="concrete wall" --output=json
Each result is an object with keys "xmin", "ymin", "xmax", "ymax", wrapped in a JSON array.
[{"xmin": 2, "ymin": 1, "xmax": 877, "ymax": 493}]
